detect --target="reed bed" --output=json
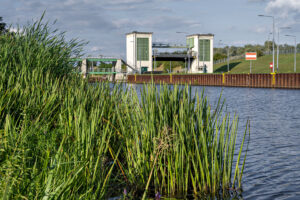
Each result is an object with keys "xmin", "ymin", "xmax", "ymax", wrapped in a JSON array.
[{"xmin": 0, "ymin": 17, "xmax": 250, "ymax": 199}]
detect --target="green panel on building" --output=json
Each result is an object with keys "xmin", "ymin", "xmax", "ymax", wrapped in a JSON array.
[
  {"xmin": 137, "ymin": 38, "xmax": 149, "ymax": 61},
  {"xmin": 186, "ymin": 38, "xmax": 194, "ymax": 48},
  {"xmin": 199, "ymin": 39, "xmax": 210, "ymax": 61}
]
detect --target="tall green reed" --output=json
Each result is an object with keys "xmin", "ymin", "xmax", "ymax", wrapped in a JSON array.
[
  {"xmin": 0, "ymin": 15, "xmax": 250, "ymax": 199},
  {"xmin": 116, "ymin": 84, "xmax": 250, "ymax": 198},
  {"xmin": 0, "ymin": 15, "xmax": 121, "ymax": 199}
]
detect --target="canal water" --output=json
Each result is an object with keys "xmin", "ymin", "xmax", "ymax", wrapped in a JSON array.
[{"xmin": 131, "ymin": 84, "xmax": 300, "ymax": 200}]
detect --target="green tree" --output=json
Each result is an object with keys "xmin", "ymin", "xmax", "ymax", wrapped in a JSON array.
[
  {"xmin": 0, "ymin": 17, "xmax": 7, "ymax": 34},
  {"xmin": 213, "ymin": 53, "xmax": 227, "ymax": 61}
]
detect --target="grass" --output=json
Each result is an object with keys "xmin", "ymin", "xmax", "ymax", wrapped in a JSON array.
[
  {"xmin": 214, "ymin": 54, "xmax": 300, "ymax": 73},
  {"xmin": 0, "ymin": 16, "xmax": 250, "ymax": 199}
]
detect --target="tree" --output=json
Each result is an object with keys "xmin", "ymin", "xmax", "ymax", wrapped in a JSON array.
[
  {"xmin": 213, "ymin": 53, "xmax": 227, "ymax": 61},
  {"xmin": 0, "ymin": 17, "xmax": 7, "ymax": 34}
]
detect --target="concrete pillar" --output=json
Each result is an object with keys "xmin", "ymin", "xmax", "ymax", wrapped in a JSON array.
[
  {"xmin": 115, "ymin": 59, "xmax": 125, "ymax": 81},
  {"xmin": 81, "ymin": 59, "xmax": 87, "ymax": 78},
  {"xmin": 115, "ymin": 59, "xmax": 122, "ymax": 73}
]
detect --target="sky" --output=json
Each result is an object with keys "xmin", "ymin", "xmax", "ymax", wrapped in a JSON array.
[{"xmin": 1, "ymin": 0, "xmax": 300, "ymax": 58}]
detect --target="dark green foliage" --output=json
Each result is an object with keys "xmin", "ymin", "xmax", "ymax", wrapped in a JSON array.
[
  {"xmin": 0, "ymin": 17, "xmax": 7, "ymax": 34},
  {"xmin": 214, "ymin": 53, "xmax": 227, "ymax": 61}
]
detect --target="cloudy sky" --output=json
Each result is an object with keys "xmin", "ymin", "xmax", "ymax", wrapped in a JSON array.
[{"xmin": 1, "ymin": 0, "xmax": 300, "ymax": 57}]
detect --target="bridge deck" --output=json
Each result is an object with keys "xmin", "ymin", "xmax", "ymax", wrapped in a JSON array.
[{"xmin": 153, "ymin": 54, "xmax": 194, "ymax": 61}]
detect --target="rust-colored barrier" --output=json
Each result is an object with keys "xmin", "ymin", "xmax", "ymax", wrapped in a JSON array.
[{"xmin": 127, "ymin": 73, "xmax": 300, "ymax": 89}]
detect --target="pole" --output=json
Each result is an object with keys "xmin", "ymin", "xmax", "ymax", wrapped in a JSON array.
[
  {"xmin": 227, "ymin": 46, "xmax": 230, "ymax": 72},
  {"xmin": 185, "ymin": 57, "xmax": 187, "ymax": 73},
  {"xmin": 295, "ymin": 37, "xmax": 296, "ymax": 73},
  {"xmin": 272, "ymin": 16, "xmax": 275, "ymax": 73},
  {"xmin": 154, "ymin": 50, "xmax": 156, "ymax": 69},
  {"xmin": 188, "ymin": 48, "xmax": 190, "ymax": 72},
  {"xmin": 268, "ymin": 33, "xmax": 271, "ymax": 54},
  {"xmin": 139, "ymin": 44, "xmax": 141, "ymax": 74},
  {"xmin": 277, "ymin": 28, "xmax": 279, "ymax": 73},
  {"xmin": 258, "ymin": 15, "xmax": 275, "ymax": 72},
  {"xmin": 198, "ymin": 36, "xmax": 199, "ymax": 71},
  {"xmin": 134, "ymin": 34, "xmax": 136, "ymax": 72},
  {"xmin": 203, "ymin": 40, "xmax": 205, "ymax": 72},
  {"xmin": 286, "ymin": 35, "xmax": 297, "ymax": 73}
]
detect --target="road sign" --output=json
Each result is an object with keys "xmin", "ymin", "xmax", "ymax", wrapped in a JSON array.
[
  {"xmin": 246, "ymin": 52, "xmax": 257, "ymax": 73},
  {"xmin": 270, "ymin": 62, "xmax": 273, "ymax": 68},
  {"xmin": 245, "ymin": 52, "xmax": 257, "ymax": 60}
]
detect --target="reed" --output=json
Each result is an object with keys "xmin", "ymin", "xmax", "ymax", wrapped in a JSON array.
[
  {"xmin": 116, "ymin": 84, "xmax": 250, "ymax": 198},
  {"xmin": 0, "ymin": 16, "xmax": 250, "ymax": 199}
]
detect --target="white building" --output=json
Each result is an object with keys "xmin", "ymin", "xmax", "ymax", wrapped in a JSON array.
[
  {"xmin": 186, "ymin": 34, "xmax": 214, "ymax": 73},
  {"xmin": 126, "ymin": 31, "xmax": 153, "ymax": 74}
]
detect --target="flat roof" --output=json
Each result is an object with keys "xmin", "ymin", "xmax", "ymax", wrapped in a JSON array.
[
  {"xmin": 126, "ymin": 31, "xmax": 153, "ymax": 35},
  {"xmin": 187, "ymin": 34, "xmax": 214, "ymax": 37}
]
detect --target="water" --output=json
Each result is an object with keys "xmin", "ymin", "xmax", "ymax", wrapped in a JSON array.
[{"xmin": 130, "ymin": 84, "xmax": 300, "ymax": 200}]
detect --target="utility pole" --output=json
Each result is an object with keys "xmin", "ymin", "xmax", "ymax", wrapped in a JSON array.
[
  {"xmin": 277, "ymin": 27, "xmax": 291, "ymax": 73},
  {"xmin": 258, "ymin": 15, "xmax": 275, "ymax": 73},
  {"xmin": 219, "ymin": 40, "xmax": 230, "ymax": 72},
  {"xmin": 285, "ymin": 35, "xmax": 297, "ymax": 73}
]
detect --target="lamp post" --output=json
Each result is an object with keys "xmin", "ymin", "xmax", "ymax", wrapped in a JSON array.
[
  {"xmin": 285, "ymin": 34, "xmax": 297, "ymax": 73},
  {"xmin": 268, "ymin": 33, "xmax": 273, "ymax": 55},
  {"xmin": 267, "ymin": 32, "xmax": 272, "ymax": 54},
  {"xmin": 219, "ymin": 40, "xmax": 230, "ymax": 72},
  {"xmin": 277, "ymin": 27, "xmax": 291, "ymax": 72},
  {"xmin": 258, "ymin": 14, "xmax": 275, "ymax": 73}
]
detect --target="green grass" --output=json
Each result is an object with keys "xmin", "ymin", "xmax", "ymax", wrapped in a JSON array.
[
  {"xmin": 214, "ymin": 54, "xmax": 300, "ymax": 73},
  {"xmin": 0, "ymin": 16, "xmax": 250, "ymax": 199}
]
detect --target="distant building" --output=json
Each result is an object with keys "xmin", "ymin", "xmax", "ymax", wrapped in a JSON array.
[
  {"xmin": 126, "ymin": 31, "xmax": 153, "ymax": 74},
  {"xmin": 126, "ymin": 31, "xmax": 214, "ymax": 74},
  {"xmin": 186, "ymin": 34, "xmax": 214, "ymax": 73}
]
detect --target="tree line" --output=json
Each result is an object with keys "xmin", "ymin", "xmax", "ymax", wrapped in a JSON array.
[{"xmin": 214, "ymin": 41, "xmax": 300, "ymax": 61}]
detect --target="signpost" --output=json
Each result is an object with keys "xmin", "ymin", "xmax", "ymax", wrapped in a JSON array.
[{"xmin": 246, "ymin": 52, "xmax": 257, "ymax": 73}]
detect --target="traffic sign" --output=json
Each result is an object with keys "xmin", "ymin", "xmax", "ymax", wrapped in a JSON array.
[{"xmin": 245, "ymin": 52, "xmax": 257, "ymax": 60}]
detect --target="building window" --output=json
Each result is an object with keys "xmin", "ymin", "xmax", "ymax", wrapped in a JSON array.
[
  {"xmin": 186, "ymin": 38, "xmax": 194, "ymax": 48},
  {"xmin": 199, "ymin": 39, "xmax": 210, "ymax": 61},
  {"xmin": 137, "ymin": 38, "xmax": 149, "ymax": 61}
]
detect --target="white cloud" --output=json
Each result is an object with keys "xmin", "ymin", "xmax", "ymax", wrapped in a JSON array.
[{"xmin": 266, "ymin": 0, "xmax": 300, "ymax": 17}]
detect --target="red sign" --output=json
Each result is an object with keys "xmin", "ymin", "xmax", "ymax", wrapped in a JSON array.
[
  {"xmin": 270, "ymin": 62, "xmax": 273, "ymax": 68},
  {"xmin": 246, "ymin": 52, "xmax": 257, "ymax": 60}
]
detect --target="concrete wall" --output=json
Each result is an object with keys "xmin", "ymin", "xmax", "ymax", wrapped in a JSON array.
[{"xmin": 126, "ymin": 32, "xmax": 152, "ymax": 73}]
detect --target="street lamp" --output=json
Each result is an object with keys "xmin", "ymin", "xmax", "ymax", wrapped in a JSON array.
[
  {"xmin": 219, "ymin": 40, "xmax": 230, "ymax": 72},
  {"xmin": 277, "ymin": 27, "xmax": 291, "ymax": 72},
  {"xmin": 258, "ymin": 14, "xmax": 275, "ymax": 73},
  {"xmin": 285, "ymin": 34, "xmax": 297, "ymax": 73},
  {"xmin": 267, "ymin": 32, "xmax": 272, "ymax": 54}
]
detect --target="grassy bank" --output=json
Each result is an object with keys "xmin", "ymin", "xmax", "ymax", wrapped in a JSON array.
[
  {"xmin": 0, "ymin": 17, "xmax": 250, "ymax": 199},
  {"xmin": 214, "ymin": 54, "xmax": 300, "ymax": 73}
]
